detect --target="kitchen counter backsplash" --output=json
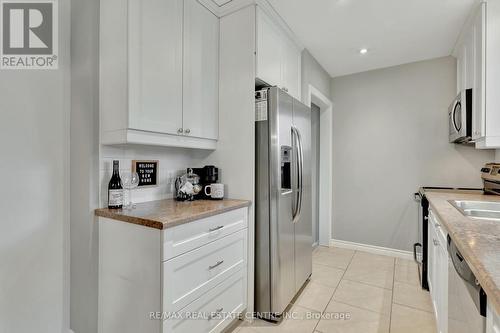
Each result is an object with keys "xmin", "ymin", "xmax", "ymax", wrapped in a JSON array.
[{"xmin": 99, "ymin": 145, "xmax": 210, "ymax": 207}]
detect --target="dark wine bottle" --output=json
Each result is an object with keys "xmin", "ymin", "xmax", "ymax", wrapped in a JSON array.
[{"xmin": 108, "ymin": 160, "xmax": 123, "ymax": 209}]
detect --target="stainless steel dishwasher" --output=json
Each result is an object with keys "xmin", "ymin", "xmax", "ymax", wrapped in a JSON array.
[{"xmin": 448, "ymin": 235, "xmax": 487, "ymax": 333}]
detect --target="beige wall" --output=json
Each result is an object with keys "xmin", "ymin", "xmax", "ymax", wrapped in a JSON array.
[{"xmin": 331, "ymin": 56, "xmax": 495, "ymax": 251}]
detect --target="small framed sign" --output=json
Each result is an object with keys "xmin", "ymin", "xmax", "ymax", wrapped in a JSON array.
[{"xmin": 132, "ymin": 160, "xmax": 159, "ymax": 188}]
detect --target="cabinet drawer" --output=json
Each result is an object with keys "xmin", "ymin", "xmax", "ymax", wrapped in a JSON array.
[
  {"xmin": 163, "ymin": 207, "xmax": 247, "ymax": 260},
  {"xmin": 163, "ymin": 269, "xmax": 247, "ymax": 333},
  {"xmin": 163, "ymin": 229, "xmax": 247, "ymax": 312}
]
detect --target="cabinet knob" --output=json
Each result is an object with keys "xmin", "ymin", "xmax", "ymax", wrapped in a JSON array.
[
  {"xmin": 177, "ymin": 128, "xmax": 183, "ymax": 134},
  {"xmin": 185, "ymin": 129, "xmax": 191, "ymax": 134}
]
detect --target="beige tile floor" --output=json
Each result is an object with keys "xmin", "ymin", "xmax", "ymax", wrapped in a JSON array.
[{"xmin": 233, "ymin": 246, "xmax": 437, "ymax": 333}]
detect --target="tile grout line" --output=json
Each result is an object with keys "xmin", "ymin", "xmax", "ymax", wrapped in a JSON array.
[
  {"xmin": 310, "ymin": 249, "xmax": 357, "ymax": 333},
  {"xmin": 312, "ymin": 261, "xmax": 349, "ymax": 270},
  {"xmin": 388, "ymin": 257, "xmax": 396, "ymax": 333},
  {"xmin": 340, "ymin": 277, "xmax": 394, "ymax": 291},
  {"xmin": 392, "ymin": 301, "xmax": 434, "ymax": 314}
]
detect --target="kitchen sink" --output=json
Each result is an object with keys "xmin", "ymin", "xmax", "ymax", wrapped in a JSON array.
[{"xmin": 451, "ymin": 200, "xmax": 500, "ymax": 221}]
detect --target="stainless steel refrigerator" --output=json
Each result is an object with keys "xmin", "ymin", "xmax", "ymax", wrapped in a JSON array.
[{"xmin": 255, "ymin": 87, "xmax": 312, "ymax": 321}]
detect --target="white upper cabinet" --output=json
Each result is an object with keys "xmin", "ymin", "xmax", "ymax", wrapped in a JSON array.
[
  {"xmin": 256, "ymin": 6, "xmax": 302, "ymax": 101},
  {"xmin": 100, "ymin": 0, "xmax": 219, "ymax": 149},
  {"xmin": 128, "ymin": 0, "xmax": 184, "ymax": 135},
  {"xmin": 281, "ymin": 38, "xmax": 302, "ymax": 101},
  {"xmin": 473, "ymin": 3, "xmax": 486, "ymax": 140},
  {"xmin": 256, "ymin": 9, "xmax": 282, "ymax": 89},
  {"xmin": 455, "ymin": 1, "xmax": 500, "ymax": 148},
  {"xmin": 183, "ymin": 0, "xmax": 219, "ymax": 140}
]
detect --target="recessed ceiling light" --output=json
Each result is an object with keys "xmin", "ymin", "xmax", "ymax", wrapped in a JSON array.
[{"xmin": 359, "ymin": 48, "xmax": 368, "ymax": 55}]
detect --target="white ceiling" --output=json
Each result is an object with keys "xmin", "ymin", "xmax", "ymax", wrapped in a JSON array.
[{"xmin": 268, "ymin": 0, "xmax": 477, "ymax": 77}]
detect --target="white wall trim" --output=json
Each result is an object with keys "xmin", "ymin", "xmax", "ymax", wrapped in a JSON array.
[
  {"xmin": 307, "ymin": 84, "xmax": 333, "ymax": 247},
  {"xmin": 329, "ymin": 239, "xmax": 415, "ymax": 260}
]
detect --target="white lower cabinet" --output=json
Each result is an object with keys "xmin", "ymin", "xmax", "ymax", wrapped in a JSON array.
[
  {"xmin": 98, "ymin": 208, "xmax": 248, "ymax": 333},
  {"xmin": 428, "ymin": 209, "xmax": 448, "ymax": 333},
  {"xmin": 487, "ymin": 302, "xmax": 500, "ymax": 333},
  {"xmin": 163, "ymin": 228, "xmax": 248, "ymax": 313},
  {"xmin": 164, "ymin": 268, "xmax": 247, "ymax": 333}
]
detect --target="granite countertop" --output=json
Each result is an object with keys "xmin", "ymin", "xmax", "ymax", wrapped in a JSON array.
[
  {"xmin": 95, "ymin": 198, "xmax": 251, "ymax": 230},
  {"xmin": 425, "ymin": 191, "xmax": 500, "ymax": 314}
]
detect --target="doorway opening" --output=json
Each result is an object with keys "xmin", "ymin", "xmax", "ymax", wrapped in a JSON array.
[
  {"xmin": 306, "ymin": 85, "xmax": 333, "ymax": 247},
  {"xmin": 311, "ymin": 103, "xmax": 321, "ymax": 247}
]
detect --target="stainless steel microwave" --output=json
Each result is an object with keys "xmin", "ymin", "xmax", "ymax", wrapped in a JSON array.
[{"xmin": 449, "ymin": 88, "xmax": 472, "ymax": 143}]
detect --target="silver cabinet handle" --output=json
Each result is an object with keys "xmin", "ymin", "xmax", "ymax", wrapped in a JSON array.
[
  {"xmin": 208, "ymin": 307, "xmax": 224, "ymax": 320},
  {"xmin": 177, "ymin": 128, "xmax": 183, "ymax": 134},
  {"xmin": 185, "ymin": 129, "xmax": 191, "ymax": 134},
  {"xmin": 208, "ymin": 260, "xmax": 224, "ymax": 270},
  {"xmin": 433, "ymin": 239, "xmax": 439, "ymax": 246},
  {"xmin": 209, "ymin": 225, "xmax": 223, "ymax": 232}
]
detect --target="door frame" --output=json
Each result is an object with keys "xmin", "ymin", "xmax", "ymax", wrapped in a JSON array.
[{"xmin": 306, "ymin": 84, "xmax": 333, "ymax": 247}]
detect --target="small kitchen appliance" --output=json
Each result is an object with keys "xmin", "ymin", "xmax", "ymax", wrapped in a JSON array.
[
  {"xmin": 190, "ymin": 165, "xmax": 219, "ymax": 200},
  {"xmin": 449, "ymin": 88, "xmax": 473, "ymax": 143},
  {"xmin": 481, "ymin": 163, "xmax": 500, "ymax": 195}
]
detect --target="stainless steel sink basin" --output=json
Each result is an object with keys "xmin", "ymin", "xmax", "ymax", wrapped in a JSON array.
[{"xmin": 451, "ymin": 200, "xmax": 500, "ymax": 221}]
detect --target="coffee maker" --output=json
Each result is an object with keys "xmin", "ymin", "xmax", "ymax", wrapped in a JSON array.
[{"xmin": 189, "ymin": 165, "xmax": 219, "ymax": 200}]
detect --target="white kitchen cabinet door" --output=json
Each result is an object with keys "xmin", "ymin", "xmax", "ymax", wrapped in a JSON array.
[
  {"xmin": 436, "ymin": 238, "xmax": 449, "ymax": 333},
  {"xmin": 256, "ymin": 7, "xmax": 283, "ymax": 88},
  {"xmin": 473, "ymin": 3, "xmax": 486, "ymax": 140},
  {"xmin": 487, "ymin": 302, "xmax": 500, "ymax": 333},
  {"xmin": 465, "ymin": 28, "xmax": 474, "ymax": 90},
  {"xmin": 428, "ymin": 216, "xmax": 436, "ymax": 293},
  {"xmin": 429, "ymin": 210, "xmax": 449, "ymax": 333},
  {"xmin": 281, "ymin": 39, "xmax": 301, "ymax": 100},
  {"xmin": 183, "ymin": 0, "xmax": 219, "ymax": 140},
  {"xmin": 128, "ymin": 0, "xmax": 183, "ymax": 135},
  {"xmin": 458, "ymin": 42, "xmax": 467, "ymax": 93}
]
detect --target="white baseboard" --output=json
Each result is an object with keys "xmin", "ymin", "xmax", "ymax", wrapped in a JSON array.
[{"xmin": 329, "ymin": 239, "xmax": 415, "ymax": 260}]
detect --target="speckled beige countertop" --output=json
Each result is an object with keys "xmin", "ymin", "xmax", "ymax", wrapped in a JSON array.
[
  {"xmin": 425, "ymin": 191, "xmax": 500, "ymax": 314},
  {"xmin": 95, "ymin": 199, "xmax": 251, "ymax": 230}
]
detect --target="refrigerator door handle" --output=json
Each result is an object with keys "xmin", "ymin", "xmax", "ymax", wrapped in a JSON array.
[
  {"xmin": 297, "ymin": 127, "xmax": 304, "ymax": 220},
  {"xmin": 292, "ymin": 126, "xmax": 300, "ymax": 222},
  {"xmin": 292, "ymin": 126, "xmax": 303, "ymax": 223}
]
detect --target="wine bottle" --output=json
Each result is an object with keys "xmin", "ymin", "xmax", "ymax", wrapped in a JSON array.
[{"xmin": 108, "ymin": 160, "xmax": 123, "ymax": 209}]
